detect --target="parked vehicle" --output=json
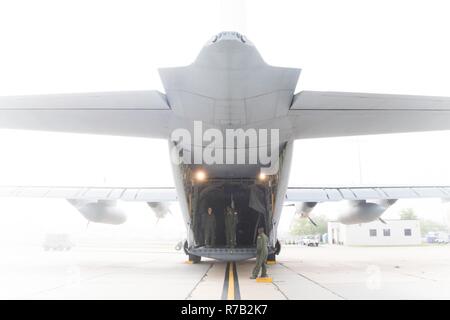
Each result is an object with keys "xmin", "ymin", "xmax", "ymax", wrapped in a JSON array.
[
  {"xmin": 435, "ymin": 237, "xmax": 449, "ymax": 244},
  {"xmin": 301, "ymin": 235, "xmax": 320, "ymax": 247},
  {"xmin": 425, "ymin": 232, "xmax": 449, "ymax": 244}
]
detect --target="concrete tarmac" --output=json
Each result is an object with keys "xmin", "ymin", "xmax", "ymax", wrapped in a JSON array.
[{"xmin": 1, "ymin": 243, "xmax": 450, "ymax": 299}]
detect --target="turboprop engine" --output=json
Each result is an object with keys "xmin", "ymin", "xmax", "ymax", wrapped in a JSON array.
[
  {"xmin": 295, "ymin": 202, "xmax": 318, "ymax": 217},
  {"xmin": 294, "ymin": 202, "xmax": 319, "ymax": 225},
  {"xmin": 337, "ymin": 199, "xmax": 397, "ymax": 225},
  {"xmin": 147, "ymin": 202, "xmax": 171, "ymax": 220},
  {"xmin": 293, "ymin": 199, "xmax": 397, "ymax": 225},
  {"xmin": 68, "ymin": 200, "xmax": 127, "ymax": 225}
]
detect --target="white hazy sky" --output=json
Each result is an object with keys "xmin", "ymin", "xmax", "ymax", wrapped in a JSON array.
[{"xmin": 1, "ymin": 0, "xmax": 450, "ymax": 240}]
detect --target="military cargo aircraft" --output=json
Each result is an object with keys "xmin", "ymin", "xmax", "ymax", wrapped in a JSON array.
[{"xmin": 1, "ymin": 31, "xmax": 450, "ymax": 262}]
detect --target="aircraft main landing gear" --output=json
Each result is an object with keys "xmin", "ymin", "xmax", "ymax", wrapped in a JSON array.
[
  {"xmin": 184, "ymin": 240, "xmax": 201, "ymax": 263},
  {"xmin": 188, "ymin": 254, "xmax": 201, "ymax": 264},
  {"xmin": 267, "ymin": 240, "xmax": 281, "ymax": 264}
]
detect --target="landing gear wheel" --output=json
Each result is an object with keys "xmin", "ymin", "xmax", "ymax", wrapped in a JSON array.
[
  {"xmin": 275, "ymin": 240, "xmax": 281, "ymax": 255},
  {"xmin": 267, "ymin": 240, "xmax": 281, "ymax": 263},
  {"xmin": 189, "ymin": 254, "xmax": 201, "ymax": 264},
  {"xmin": 183, "ymin": 240, "xmax": 189, "ymax": 255}
]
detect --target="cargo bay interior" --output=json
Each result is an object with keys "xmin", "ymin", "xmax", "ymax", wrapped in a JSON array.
[{"xmin": 184, "ymin": 164, "xmax": 275, "ymax": 248}]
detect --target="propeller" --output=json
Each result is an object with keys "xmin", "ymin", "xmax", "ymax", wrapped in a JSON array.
[
  {"xmin": 308, "ymin": 216, "xmax": 318, "ymax": 227},
  {"xmin": 285, "ymin": 203, "xmax": 318, "ymax": 226}
]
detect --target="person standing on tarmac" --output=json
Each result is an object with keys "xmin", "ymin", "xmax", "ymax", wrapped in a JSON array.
[
  {"xmin": 204, "ymin": 207, "xmax": 216, "ymax": 247},
  {"xmin": 225, "ymin": 206, "xmax": 238, "ymax": 248},
  {"xmin": 251, "ymin": 227, "xmax": 269, "ymax": 279}
]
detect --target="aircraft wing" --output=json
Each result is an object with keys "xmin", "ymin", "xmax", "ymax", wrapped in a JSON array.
[
  {"xmin": 286, "ymin": 186, "xmax": 450, "ymax": 202},
  {"xmin": 0, "ymin": 91, "xmax": 173, "ymax": 138},
  {"xmin": 289, "ymin": 91, "xmax": 450, "ymax": 139},
  {"xmin": 0, "ymin": 186, "xmax": 178, "ymax": 202}
]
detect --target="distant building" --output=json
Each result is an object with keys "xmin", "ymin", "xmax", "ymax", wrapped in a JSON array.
[{"xmin": 328, "ymin": 220, "xmax": 421, "ymax": 246}]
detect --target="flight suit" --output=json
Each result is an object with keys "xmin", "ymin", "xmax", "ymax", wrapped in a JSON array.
[
  {"xmin": 252, "ymin": 232, "xmax": 269, "ymax": 278},
  {"xmin": 204, "ymin": 212, "xmax": 216, "ymax": 247},
  {"xmin": 225, "ymin": 208, "xmax": 238, "ymax": 247}
]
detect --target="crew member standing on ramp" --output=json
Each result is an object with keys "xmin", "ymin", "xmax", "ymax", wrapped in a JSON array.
[
  {"xmin": 204, "ymin": 207, "xmax": 216, "ymax": 247},
  {"xmin": 225, "ymin": 206, "xmax": 238, "ymax": 248},
  {"xmin": 251, "ymin": 227, "xmax": 269, "ymax": 279}
]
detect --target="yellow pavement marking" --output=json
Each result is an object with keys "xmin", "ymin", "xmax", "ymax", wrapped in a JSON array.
[
  {"xmin": 227, "ymin": 262, "xmax": 235, "ymax": 300},
  {"xmin": 256, "ymin": 277, "xmax": 273, "ymax": 283}
]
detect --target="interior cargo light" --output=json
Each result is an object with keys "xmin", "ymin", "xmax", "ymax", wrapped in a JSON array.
[
  {"xmin": 258, "ymin": 172, "xmax": 267, "ymax": 181},
  {"xmin": 195, "ymin": 170, "xmax": 207, "ymax": 181}
]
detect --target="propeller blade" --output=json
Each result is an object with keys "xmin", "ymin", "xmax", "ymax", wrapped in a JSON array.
[{"xmin": 308, "ymin": 217, "xmax": 318, "ymax": 227}]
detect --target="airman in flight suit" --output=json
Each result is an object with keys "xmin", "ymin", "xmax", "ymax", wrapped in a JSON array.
[{"xmin": 251, "ymin": 227, "xmax": 269, "ymax": 279}]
